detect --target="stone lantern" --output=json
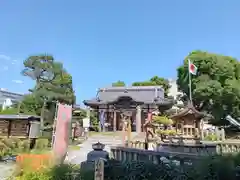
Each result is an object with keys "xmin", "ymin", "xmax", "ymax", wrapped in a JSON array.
[
  {"xmin": 87, "ymin": 142, "xmax": 109, "ymax": 161},
  {"xmin": 80, "ymin": 142, "xmax": 109, "ymax": 173}
]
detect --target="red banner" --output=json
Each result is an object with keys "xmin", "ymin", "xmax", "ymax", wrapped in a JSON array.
[
  {"xmin": 53, "ymin": 103, "xmax": 72, "ymax": 163},
  {"xmin": 147, "ymin": 112, "xmax": 153, "ymax": 121}
]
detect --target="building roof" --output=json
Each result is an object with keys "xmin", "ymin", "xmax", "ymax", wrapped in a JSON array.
[
  {"xmin": 0, "ymin": 114, "xmax": 40, "ymax": 120},
  {"xmin": 0, "ymin": 89, "xmax": 24, "ymax": 104},
  {"xmin": 83, "ymin": 86, "xmax": 173, "ymax": 108},
  {"xmin": 170, "ymin": 101, "xmax": 204, "ymax": 120}
]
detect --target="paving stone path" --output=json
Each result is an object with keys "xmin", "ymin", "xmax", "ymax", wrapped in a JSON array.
[
  {"xmin": 68, "ymin": 134, "xmax": 123, "ymax": 164},
  {"xmin": 0, "ymin": 163, "xmax": 15, "ymax": 180}
]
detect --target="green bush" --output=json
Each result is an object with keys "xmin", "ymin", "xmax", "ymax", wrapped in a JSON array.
[
  {"xmin": 15, "ymin": 164, "xmax": 80, "ymax": 180},
  {"xmin": 19, "ymin": 139, "xmax": 30, "ymax": 152},
  {"xmin": 9, "ymin": 137, "xmax": 21, "ymax": 148},
  {"xmin": 15, "ymin": 171, "xmax": 50, "ymax": 180},
  {"xmin": 156, "ymin": 129, "xmax": 177, "ymax": 136},
  {"xmin": 35, "ymin": 139, "xmax": 49, "ymax": 150},
  {"xmin": 1, "ymin": 138, "xmax": 15, "ymax": 149},
  {"xmin": 204, "ymin": 134, "xmax": 218, "ymax": 141},
  {"xmin": 13, "ymin": 155, "xmax": 240, "ymax": 180},
  {"xmin": 152, "ymin": 115, "xmax": 173, "ymax": 125},
  {"xmin": 0, "ymin": 141, "xmax": 9, "ymax": 158}
]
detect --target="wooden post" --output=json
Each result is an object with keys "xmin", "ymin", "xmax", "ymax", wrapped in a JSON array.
[
  {"xmin": 113, "ymin": 111, "xmax": 117, "ymax": 132},
  {"xmin": 122, "ymin": 118, "xmax": 127, "ymax": 145},
  {"xmin": 94, "ymin": 159, "xmax": 104, "ymax": 180},
  {"xmin": 136, "ymin": 106, "xmax": 142, "ymax": 134},
  {"xmin": 221, "ymin": 128, "xmax": 225, "ymax": 141},
  {"xmin": 127, "ymin": 118, "xmax": 131, "ymax": 145}
]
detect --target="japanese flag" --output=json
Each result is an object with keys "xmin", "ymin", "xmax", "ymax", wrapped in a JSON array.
[{"xmin": 188, "ymin": 59, "xmax": 197, "ymax": 75}]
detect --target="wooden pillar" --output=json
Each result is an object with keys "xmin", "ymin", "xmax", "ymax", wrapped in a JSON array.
[
  {"xmin": 113, "ymin": 110, "xmax": 117, "ymax": 132},
  {"xmin": 181, "ymin": 120, "xmax": 184, "ymax": 135},
  {"xmin": 102, "ymin": 110, "xmax": 106, "ymax": 132},
  {"xmin": 136, "ymin": 106, "xmax": 142, "ymax": 134},
  {"xmin": 97, "ymin": 107, "xmax": 101, "ymax": 132},
  {"xmin": 7, "ymin": 120, "xmax": 12, "ymax": 138},
  {"xmin": 200, "ymin": 119, "xmax": 204, "ymax": 140}
]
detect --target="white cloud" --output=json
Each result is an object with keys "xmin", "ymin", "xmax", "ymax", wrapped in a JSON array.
[
  {"xmin": 0, "ymin": 54, "xmax": 11, "ymax": 61},
  {"xmin": 12, "ymin": 80, "xmax": 23, "ymax": 84},
  {"xmin": 0, "ymin": 54, "xmax": 20, "ymax": 72}
]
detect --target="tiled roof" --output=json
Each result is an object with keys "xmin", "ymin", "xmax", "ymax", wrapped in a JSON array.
[
  {"xmin": 0, "ymin": 114, "xmax": 40, "ymax": 120},
  {"xmin": 170, "ymin": 101, "xmax": 204, "ymax": 120},
  {"xmin": 98, "ymin": 86, "xmax": 164, "ymax": 103},
  {"xmin": 83, "ymin": 86, "xmax": 173, "ymax": 107}
]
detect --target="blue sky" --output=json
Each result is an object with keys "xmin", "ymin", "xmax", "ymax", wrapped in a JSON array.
[{"xmin": 0, "ymin": 0, "xmax": 239, "ymax": 104}]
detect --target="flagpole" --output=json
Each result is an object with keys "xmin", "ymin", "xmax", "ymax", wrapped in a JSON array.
[{"xmin": 188, "ymin": 61, "xmax": 193, "ymax": 104}]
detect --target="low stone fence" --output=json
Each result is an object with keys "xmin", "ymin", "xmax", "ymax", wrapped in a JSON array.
[
  {"xmin": 127, "ymin": 140, "xmax": 240, "ymax": 154},
  {"xmin": 111, "ymin": 146, "xmax": 203, "ymax": 166}
]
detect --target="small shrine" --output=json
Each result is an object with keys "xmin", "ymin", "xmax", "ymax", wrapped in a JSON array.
[{"xmin": 170, "ymin": 102, "xmax": 205, "ymax": 139}]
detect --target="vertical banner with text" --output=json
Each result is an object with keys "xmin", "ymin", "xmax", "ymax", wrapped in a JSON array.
[{"xmin": 53, "ymin": 103, "xmax": 72, "ymax": 163}]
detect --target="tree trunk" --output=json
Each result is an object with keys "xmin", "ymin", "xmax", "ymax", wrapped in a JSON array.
[{"xmin": 40, "ymin": 100, "xmax": 47, "ymax": 136}]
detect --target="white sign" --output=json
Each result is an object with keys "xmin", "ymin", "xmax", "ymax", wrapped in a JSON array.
[
  {"xmin": 83, "ymin": 118, "xmax": 90, "ymax": 128},
  {"xmin": 94, "ymin": 158, "xmax": 104, "ymax": 180}
]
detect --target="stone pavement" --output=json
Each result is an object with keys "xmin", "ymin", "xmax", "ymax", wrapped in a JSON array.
[
  {"xmin": 0, "ymin": 163, "xmax": 15, "ymax": 180},
  {"xmin": 68, "ymin": 134, "xmax": 122, "ymax": 164}
]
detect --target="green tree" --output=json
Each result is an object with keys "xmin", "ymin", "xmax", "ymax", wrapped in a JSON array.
[
  {"xmin": 73, "ymin": 108, "xmax": 98, "ymax": 129},
  {"xmin": 0, "ymin": 107, "xmax": 19, "ymax": 115},
  {"xmin": 177, "ymin": 50, "xmax": 240, "ymax": 125},
  {"xmin": 112, "ymin": 80, "xmax": 125, "ymax": 87},
  {"xmin": 22, "ymin": 54, "xmax": 76, "ymax": 131},
  {"xmin": 20, "ymin": 94, "xmax": 41, "ymax": 115},
  {"xmin": 132, "ymin": 76, "xmax": 171, "ymax": 97}
]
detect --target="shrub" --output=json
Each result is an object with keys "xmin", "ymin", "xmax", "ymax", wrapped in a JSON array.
[
  {"xmin": 14, "ymin": 163, "xmax": 80, "ymax": 180},
  {"xmin": 152, "ymin": 115, "xmax": 173, "ymax": 125},
  {"xmin": 13, "ymin": 157, "xmax": 240, "ymax": 180},
  {"xmin": 156, "ymin": 129, "xmax": 177, "ymax": 136},
  {"xmin": 14, "ymin": 170, "xmax": 50, "ymax": 180},
  {"xmin": 204, "ymin": 134, "xmax": 218, "ymax": 141},
  {"xmin": 0, "ymin": 141, "xmax": 9, "ymax": 158},
  {"xmin": 19, "ymin": 139, "xmax": 30, "ymax": 152},
  {"xmin": 35, "ymin": 139, "xmax": 49, "ymax": 150},
  {"xmin": 9, "ymin": 137, "xmax": 21, "ymax": 148},
  {"xmin": 1, "ymin": 138, "xmax": 15, "ymax": 149}
]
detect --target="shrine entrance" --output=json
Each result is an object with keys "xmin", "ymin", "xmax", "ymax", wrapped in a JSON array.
[{"xmin": 83, "ymin": 86, "xmax": 173, "ymax": 134}]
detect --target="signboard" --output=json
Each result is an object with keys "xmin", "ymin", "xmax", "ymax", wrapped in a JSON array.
[
  {"xmin": 94, "ymin": 158, "xmax": 104, "ymax": 180},
  {"xmin": 83, "ymin": 117, "xmax": 90, "ymax": 128},
  {"xmin": 53, "ymin": 103, "xmax": 72, "ymax": 163}
]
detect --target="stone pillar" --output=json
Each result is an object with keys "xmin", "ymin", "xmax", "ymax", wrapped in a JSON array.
[
  {"xmin": 113, "ymin": 111, "xmax": 117, "ymax": 132},
  {"xmin": 136, "ymin": 106, "xmax": 142, "ymax": 134}
]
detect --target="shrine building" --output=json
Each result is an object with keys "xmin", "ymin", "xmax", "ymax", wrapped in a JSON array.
[{"xmin": 83, "ymin": 86, "xmax": 173, "ymax": 134}]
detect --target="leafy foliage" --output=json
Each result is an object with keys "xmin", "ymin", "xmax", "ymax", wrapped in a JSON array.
[
  {"xmin": 15, "ymin": 156, "xmax": 240, "ymax": 180},
  {"xmin": 177, "ymin": 51, "xmax": 240, "ymax": 125},
  {"xmin": 112, "ymin": 80, "xmax": 126, "ymax": 87},
  {"xmin": 132, "ymin": 76, "xmax": 171, "ymax": 97},
  {"xmin": 0, "ymin": 107, "xmax": 19, "ymax": 115},
  {"xmin": 20, "ymin": 54, "xmax": 76, "ymax": 130},
  {"xmin": 73, "ymin": 108, "xmax": 98, "ymax": 129},
  {"xmin": 152, "ymin": 115, "xmax": 173, "ymax": 125}
]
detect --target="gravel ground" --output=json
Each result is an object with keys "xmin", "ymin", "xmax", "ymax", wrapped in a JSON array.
[{"xmin": 0, "ymin": 163, "xmax": 15, "ymax": 180}]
